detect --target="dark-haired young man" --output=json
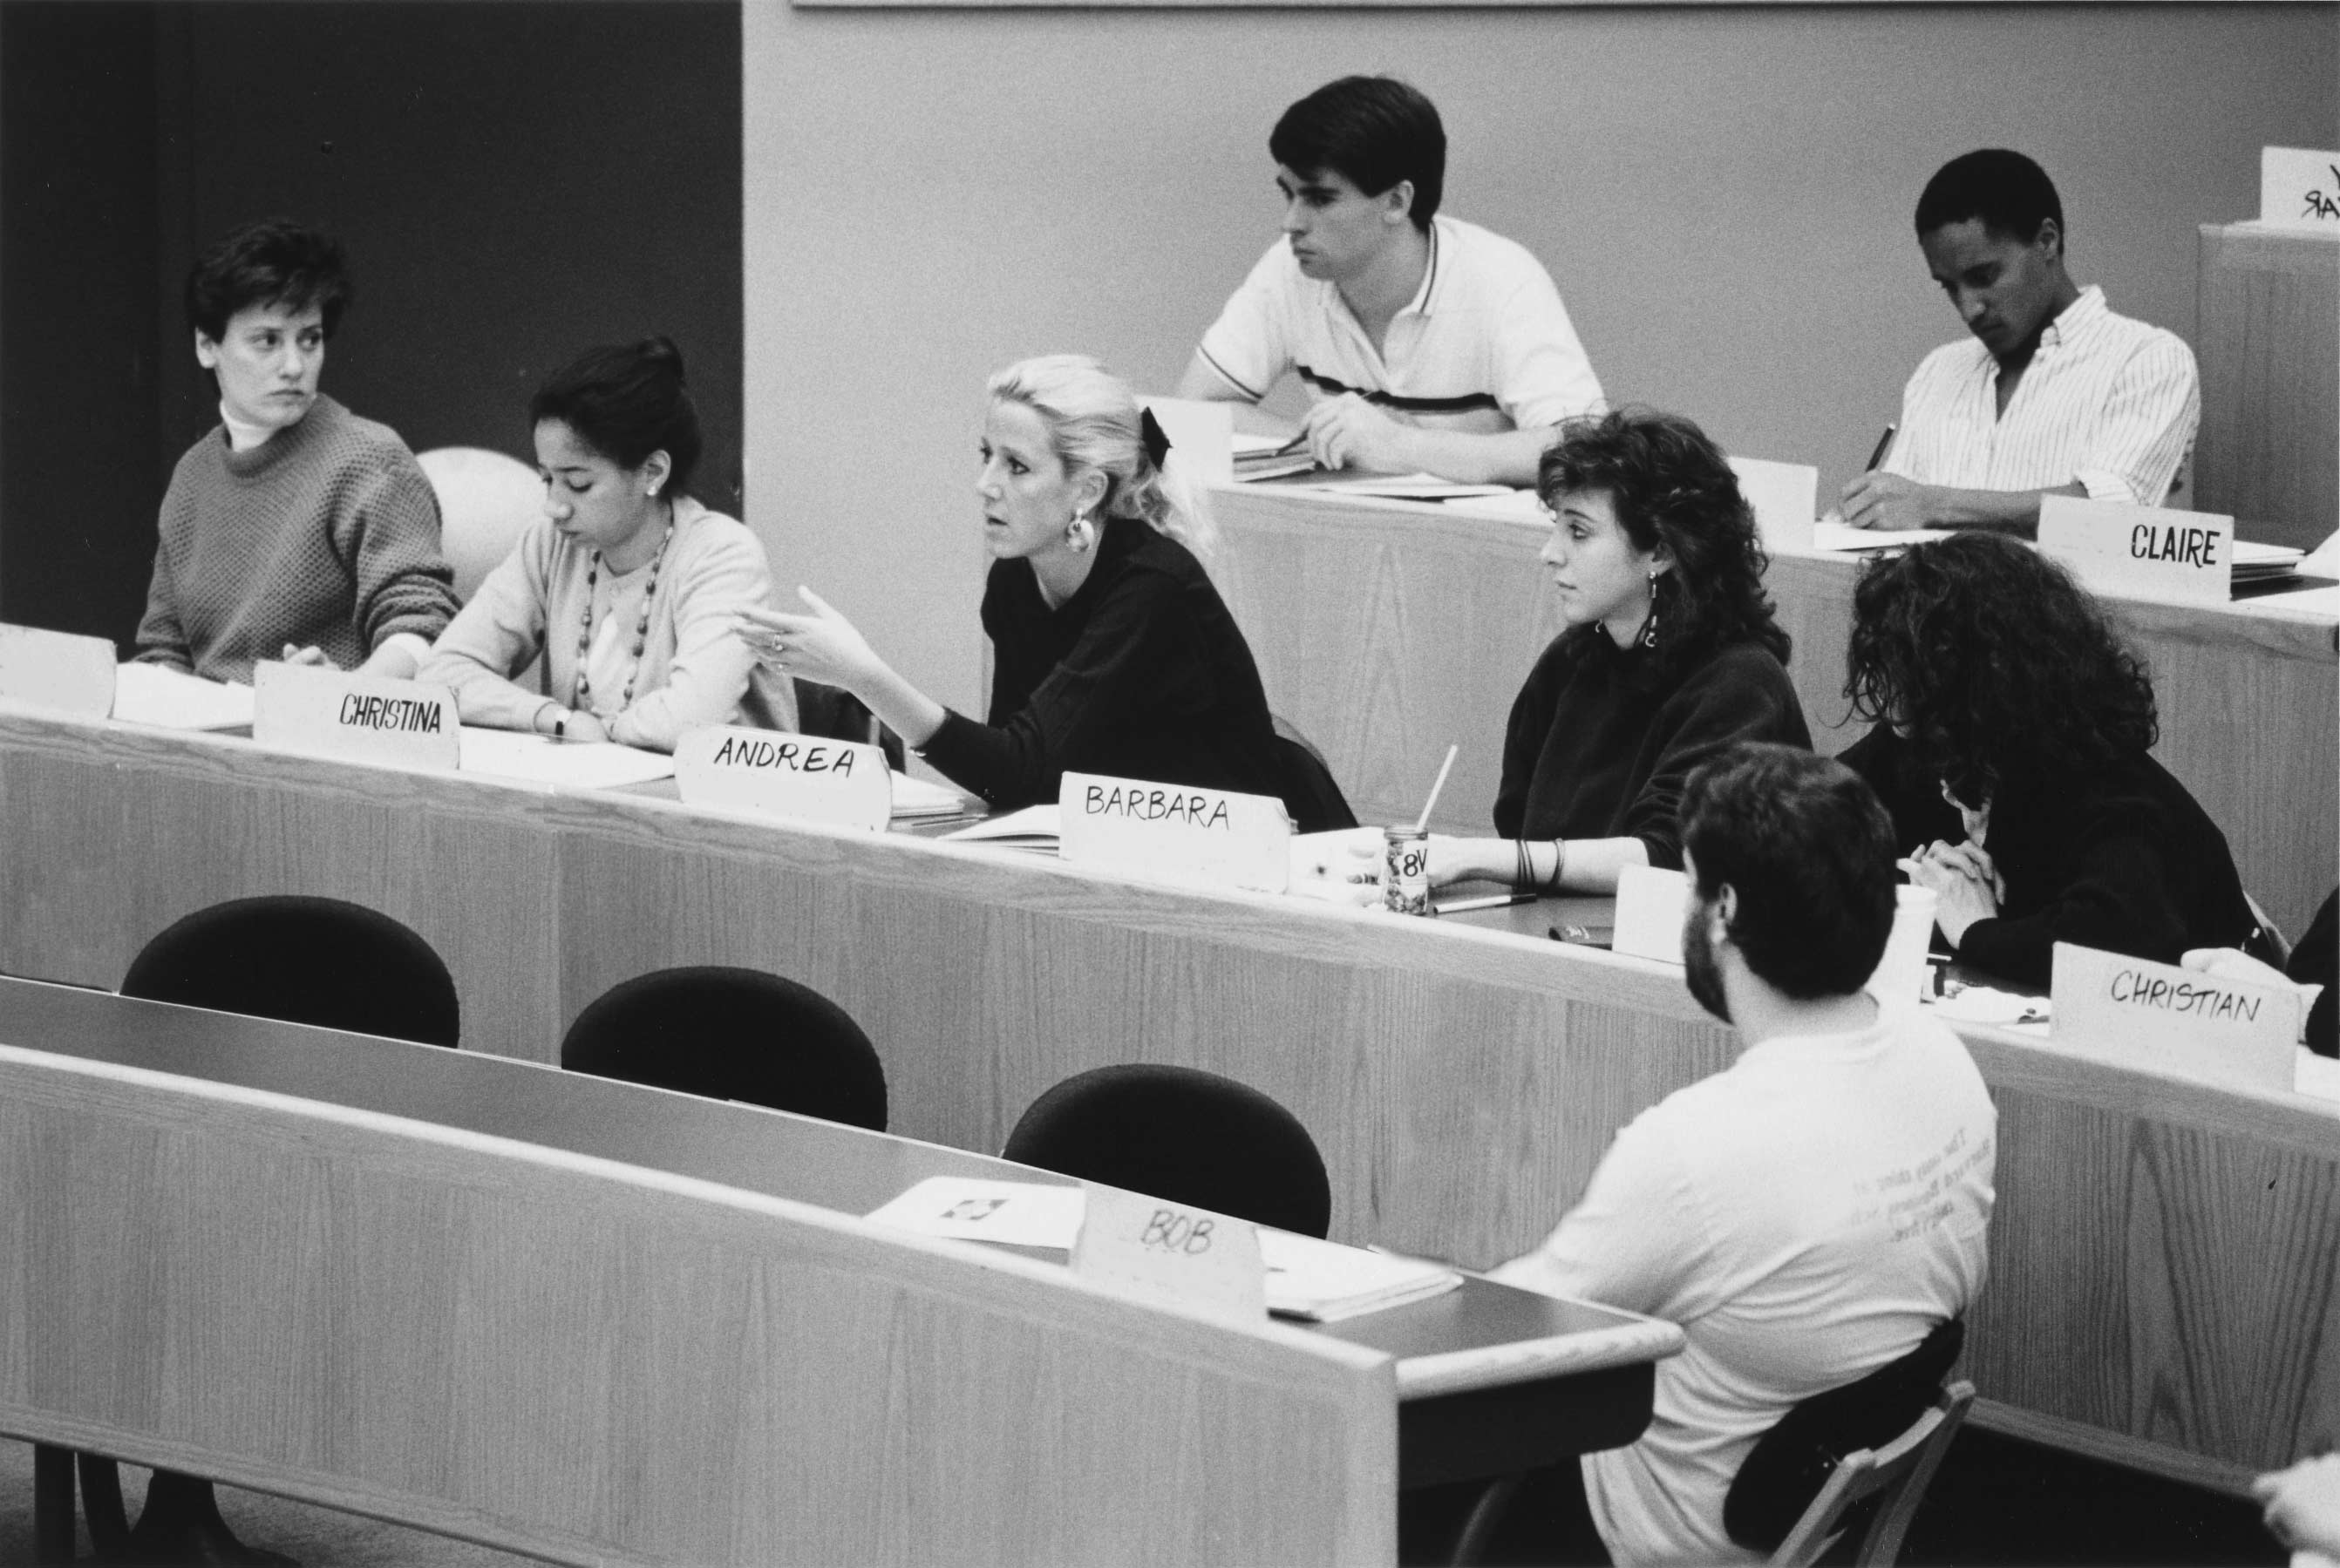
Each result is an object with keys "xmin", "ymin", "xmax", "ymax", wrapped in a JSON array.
[
  {"xmin": 1177, "ymin": 76, "xmax": 1602, "ymax": 487},
  {"xmin": 1840, "ymin": 148, "xmax": 2199, "ymax": 536},
  {"xmin": 134, "ymin": 217, "xmax": 457, "ymax": 682},
  {"xmin": 1493, "ymin": 743, "xmax": 1996, "ymax": 1566}
]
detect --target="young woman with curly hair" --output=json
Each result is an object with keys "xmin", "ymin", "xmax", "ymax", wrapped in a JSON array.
[
  {"xmin": 1840, "ymin": 531, "xmax": 2255, "ymax": 986},
  {"xmin": 1422, "ymin": 408, "xmax": 1811, "ymax": 892}
]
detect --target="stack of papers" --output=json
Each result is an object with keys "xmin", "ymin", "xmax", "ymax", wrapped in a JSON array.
[
  {"xmin": 1258, "ymin": 1231, "xmax": 1460, "ymax": 1322},
  {"xmin": 1286, "ymin": 473, "xmax": 1514, "ymax": 502},
  {"xmin": 111, "ymin": 662, "xmax": 255, "ymax": 730},
  {"xmin": 458, "ymin": 726, "xmax": 677, "ymax": 788},
  {"xmin": 1234, "ymin": 431, "xmax": 1316, "ymax": 483},
  {"xmin": 1812, "ymin": 520, "xmax": 1956, "ymax": 552},
  {"xmin": 938, "ymin": 803, "xmax": 1059, "ymax": 851},
  {"xmin": 890, "ymin": 771, "xmax": 971, "ymax": 819},
  {"xmin": 2231, "ymin": 540, "xmax": 2308, "ymax": 592}
]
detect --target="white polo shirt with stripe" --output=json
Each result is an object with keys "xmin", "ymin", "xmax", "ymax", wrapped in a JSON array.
[
  {"xmin": 1194, "ymin": 214, "xmax": 1605, "ymax": 435},
  {"xmin": 1882, "ymin": 285, "xmax": 2201, "ymax": 506}
]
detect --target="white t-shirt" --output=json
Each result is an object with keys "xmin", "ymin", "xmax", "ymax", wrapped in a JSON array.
[
  {"xmin": 1882, "ymin": 285, "xmax": 2201, "ymax": 506},
  {"xmin": 1493, "ymin": 1007, "xmax": 1996, "ymax": 1568},
  {"xmin": 1194, "ymin": 214, "xmax": 1604, "ymax": 435}
]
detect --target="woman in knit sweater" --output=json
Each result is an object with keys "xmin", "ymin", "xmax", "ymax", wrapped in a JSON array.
[
  {"xmin": 1423, "ymin": 409, "xmax": 1811, "ymax": 893},
  {"xmin": 133, "ymin": 219, "xmax": 459, "ymax": 682},
  {"xmin": 421, "ymin": 338, "xmax": 782, "ymax": 752}
]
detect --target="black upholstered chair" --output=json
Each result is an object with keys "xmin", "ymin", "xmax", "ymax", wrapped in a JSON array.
[
  {"xmin": 1272, "ymin": 713, "xmax": 1359, "ymax": 833},
  {"xmin": 1002, "ymin": 1063, "xmax": 1331, "ymax": 1238},
  {"xmin": 561, "ymin": 965, "xmax": 888, "ymax": 1130},
  {"xmin": 44, "ymin": 895, "xmax": 461, "ymax": 1565}
]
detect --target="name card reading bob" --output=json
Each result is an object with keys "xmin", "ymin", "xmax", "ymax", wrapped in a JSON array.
[
  {"xmin": 0, "ymin": 622, "xmax": 115, "ymax": 719},
  {"xmin": 2051, "ymin": 941, "xmax": 2300, "ymax": 1092},
  {"xmin": 1058, "ymin": 771, "xmax": 1290, "ymax": 893},
  {"xmin": 252, "ymin": 661, "xmax": 458, "ymax": 772},
  {"xmin": 2261, "ymin": 146, "xmax": 2340, "ymax": 228},
  {"xmin": 1072, "ymin": 1184, "xmax": 1265, "ymax": 1323},
  {"xmin": 2038, "ymin": 495, "xmax": 2234, "ymax": 605},
  {"xmin": 674, "ymin": 726, "xmax": 890, "ymax": 831}
]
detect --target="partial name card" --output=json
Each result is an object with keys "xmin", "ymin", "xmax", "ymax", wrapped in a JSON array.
[
  {"xmin": 2051, "ymin": 942, "xmax": 2299, "ymax": 1092},
  {"xmin": 251, "ymin": 661, "xmax": 459, "ymax": 772},
  {"xmin": 674, "ymin": 726, "xmax": 889, "ymax": 830},
  {"xmin": 865, "ymin": 1177, "xmax": 1085, "ymax": 1249},
  {"xmin": 1072, "ymin": 1184, "xmax": 1265, "ymax": 1323},
  {"xmin": 2038, "ymin": 495, "xmax": 2234, "ymax": 605},
  {"xmin": 1613, "ymin": 865, "xmax": 1689, "ymax": 964},
  {"xmin": 1730, "ymin": 455, "xmax": 1819, "ymax": 553},
  {"xmin": 1058, "ymin": 771, "xmax": 1290, "ymax": 893},
  {"xmin": 0, "ymin": 623, "xmax": 115, "ymax": 718},
  {"xmin": 1136, "ymin": 396, "xmax": 1235, "ymax": 485},
  {"xmin": 2260, "ymin": 146, "xmax": 2340, "ymax": 229}
]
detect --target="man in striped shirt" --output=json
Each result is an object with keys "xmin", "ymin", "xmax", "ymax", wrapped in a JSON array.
[{"xmin": 1840, "ymin": 149, "xmax": 2199, "ymax": 535}]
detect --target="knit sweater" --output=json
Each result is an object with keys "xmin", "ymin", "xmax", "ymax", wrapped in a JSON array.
[
  {"xmin": 420, "ymin": 497, "xmax": 779, "ymax": 753},
  {"xmin": 133, "ymin": 394, "xmax": 459, "ymax": 682}
]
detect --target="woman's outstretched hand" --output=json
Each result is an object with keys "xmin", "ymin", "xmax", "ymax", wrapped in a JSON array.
[{"xmin": 736, "ymin": 587, "xmax": 877, "ymax": 691}]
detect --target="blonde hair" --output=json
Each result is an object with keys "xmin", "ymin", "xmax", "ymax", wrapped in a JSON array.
[{"xmin": 986, "ymin": 354, "xmax": 1218, "ymax": 559}]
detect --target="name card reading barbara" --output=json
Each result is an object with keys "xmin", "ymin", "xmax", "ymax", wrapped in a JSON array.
[
  {"xmin": 1071, "ymin": 1184, "xmax": 1265, "ymax": 1322},
  {"xmin": 2050, "ymin": 941, "xmax": 2300, "ymax": 1091},
  {"xmin": 674, "ymin": 726, "xmax": 890, "ymax": 831},
  {"xmin": 2037, "ymin": 496, "xmax": 2235, "ymax": 605},
  {"xmin": 0, "ymin": 622, "xmax": 116, "ymax": 719},
  {"xmin": 1057, "ymin": 771, "xmax": 1290, "ymax": 893},
  {"xmin": 251, "ymin": 661, "xmax": 459, "ymax": 771}
]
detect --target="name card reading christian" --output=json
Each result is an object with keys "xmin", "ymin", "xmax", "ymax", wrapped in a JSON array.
[
  {"xmin": 1057, "ymin": 771, "xmax": 1290, "ymax": 893},
  {"xmin": 2037, "ymin": 495, "xmax": 2234, "ymax": 605},
  {"xmin": 2051, "ymin": 941, "xmax": 2299, "ymax": 1092},
  {"xmin": 0, "ymin": 622, "xmax": 115, "ymax": 719},
  {"xmin": 2261, "ymin": 146, "xmax": 2340, "ymax": 228},
  {"xmin": 1072, "ymin": 1184, "xmax": 1265, "ymax": 1323},
  {"xmin": 251, "ymin": 661, "xmax": 458, "ymax": 772},
  {"xmin": 674, "ymin": 726, "xmax": 889, "ymax": 831}
]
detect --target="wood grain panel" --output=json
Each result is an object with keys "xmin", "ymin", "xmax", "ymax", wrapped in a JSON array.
[
  {"xmin": 0, "ymin": 1044, "xmax": 1396, "ymax": 1566},
  {"xmin": 2196, "ymin": 223, "xmax": 2340, "ymax": 552}
]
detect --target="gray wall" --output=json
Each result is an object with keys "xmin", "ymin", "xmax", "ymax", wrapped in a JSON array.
[{"xmin": 745, "ymin": 3, "xmax": 2339, "ymax": 718}]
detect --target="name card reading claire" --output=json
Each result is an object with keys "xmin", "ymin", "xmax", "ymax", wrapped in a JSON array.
[
  {"xmin": 0, "ymin": 622, "xmax": 115, "ymax": 719},
  {"xmin": 674, "ymin": 726, "xmax": 890, "ymax": 831},
  {"xmin": 1057, "ymin": 771, "xmax": 1290, "ymax": 893},
  {"xmin": 2261, "ymin": 146, "xmax": 2340, "ymax": 228},
  {"xmin": 2037, "ymin": 495, "xmax": 2235, "ymax": 605},
  {"xmin": 1071, "ymin": 1184, "xmax": 1265, "ymax": 1323},
  {"xmin": 2050, "ymin": 941, "xmax": 2300, "ymax": 1092},
  {"xmin": 251, "ymin": 661, "xmax": 459, "ymax": 772}
]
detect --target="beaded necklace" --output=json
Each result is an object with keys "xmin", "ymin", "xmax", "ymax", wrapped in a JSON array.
[{"xmin": 574, "ymin": 511, "xmax": 676, "ymax": 716}]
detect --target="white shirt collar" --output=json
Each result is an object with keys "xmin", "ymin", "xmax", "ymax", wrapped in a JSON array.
[
  {"xmin": 220, "ymin": 402, "xmax": 276, "ymax": 451},
  {"xmin": 2038, "ymin": 284, "xmax": 2105, "ymax": 351}
]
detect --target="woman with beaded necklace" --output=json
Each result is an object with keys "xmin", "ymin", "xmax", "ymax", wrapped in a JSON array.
[{"xmin": 424, "ymin": 337, "xmax": 785, "ymax": 750}]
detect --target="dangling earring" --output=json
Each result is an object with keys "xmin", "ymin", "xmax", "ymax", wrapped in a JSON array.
[
  {"xmin": 1639, "ymin": 567, "xmax": 1662, "ymax": 649},
  {"xmin": 1065, "ymin": 512, "xmax": 1095, "ymax": 554}
]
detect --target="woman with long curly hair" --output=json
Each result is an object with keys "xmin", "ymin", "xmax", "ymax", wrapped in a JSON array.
[
  {"xmin": 1422, "ymin": 408, "xmax": 1810, "ymax": 891},
  {"xmin": 1840, "ymin": 531, "xmax": 2255, "ymax": 986}
]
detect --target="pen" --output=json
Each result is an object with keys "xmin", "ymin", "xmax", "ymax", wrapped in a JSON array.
[
  {"xmin": 1863, "ymin": 424, "xmax": 1898, "ymax": 472},
  {"xmin": 1433, "ymin": 891, "xmax": 1537, "ymax": 915}
]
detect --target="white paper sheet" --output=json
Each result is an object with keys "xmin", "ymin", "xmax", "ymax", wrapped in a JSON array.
[
  {"xmin": 939, "ymin": 803, "xmax": 1060, "ymax": 846},
  {"xmin": 1811, "ymin": 521, "xmax": 1957, "ymax": 552},
  {"xmin": 110, "ymin": 662, "xmax": 255, "ymax": 730},
  {"xmin": 889, "ymin": 771, "xmax": 971, "ymax": 818},
  {"xmin": 457, "ymin": 726, "xmax": 677, "ymax": 787}
]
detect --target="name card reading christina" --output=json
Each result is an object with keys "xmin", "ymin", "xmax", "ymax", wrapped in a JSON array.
[
  {"xmin": 2037, "ymin": 496, "xmax": 2234, "ymax": 605},
  {"xmin": 2051, "ymin": 941, "xmax": 2299, "ymax": 1092},
  {"xmin": 1057, "ymin": 771, "xmax": 1290, "ymax": 893},
  {"xmin": 1071, "ymin": 1184, "xmax": 1265, "ymax": 1323},
  {"xmin": 251, "ymin": 662, "xmax": 458, "ymax": 772},
  {"xmin": 0, "ymin": 622, "xmax": 115, "ymax": 719},
  {"xmin": 2260, "ymin": 146, "xmax": 2340, "ymax": 228},
  {"xmin": 674, "ymin": 726, "xmax": 890, "ymax": 831}
]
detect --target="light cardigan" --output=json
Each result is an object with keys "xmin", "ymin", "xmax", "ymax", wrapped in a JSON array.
[{"xmin": 422, "ymin": 496, "xmax": 776, "ymax": 753}]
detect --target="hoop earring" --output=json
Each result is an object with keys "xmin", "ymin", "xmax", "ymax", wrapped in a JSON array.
[
  {"xmin": 1065, "ymin": 512, "xmax": 1095, "ymax": 554},
  {"xmin": 1639, "ymin": 567, "xmax": 1662, "ymax": 649}
]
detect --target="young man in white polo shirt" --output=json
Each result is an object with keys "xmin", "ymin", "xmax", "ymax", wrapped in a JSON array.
[
  {"xmin": 1492, "ymin": 743, "xmax": 1996, "ymax": 1567},
  {"xmin": 1176, "ymin": 76, "xmax": 1603, "ymax": 487},
  {"xmin": 1840, "ymin": 148, "xmax": 2200, "ymax": 536}
]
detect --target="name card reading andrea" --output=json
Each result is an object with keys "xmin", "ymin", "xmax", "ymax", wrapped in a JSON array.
[
  {"xmin": 1057, "ymin": 771, "xmax": 1291, "ymax": 893},
  {"xmin": 2260, "ymin": 146, "xmax": 2340, "ymax": 228},
  {"xmin": 0, "ymin": 622, "xmax": 116, "ymax": 719},
  {"xmin": 1072, "ymin": 1183, "xmax": 1266, "ymax": 1323},
  {"xmin": 2050, "ymin": 941, "xmax": 2300, "ymax": 1093},
  {"xmin": 251, "ymin": 661, "xmax": 459, "ymax": 772},
  {"xmin": 674, "ymin": 726, "xmax": 890, "ymax": 831},
  {"xmin": 2037, "ymin": 495, "xmax": 2235, "ymax": 606}
]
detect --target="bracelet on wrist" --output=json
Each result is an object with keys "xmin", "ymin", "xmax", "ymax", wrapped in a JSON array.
[{"xmin": 1545, "ymin": 839, "xmax": 1568, "ymax": 894}]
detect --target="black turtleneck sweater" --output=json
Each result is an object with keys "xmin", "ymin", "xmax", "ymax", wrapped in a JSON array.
[
  {"xmin": 1836, "ymin": 724, "xmax": 2257, "ymax": 988},
  {"xmin": 1493, "ymin": 630, "xmax": 1810, "ymax": 868},
  {"xmin": 920, "ymin": 519, "xmax": 1283, "ymax": 810}
]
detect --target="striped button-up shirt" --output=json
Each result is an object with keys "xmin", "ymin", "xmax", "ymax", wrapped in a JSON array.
[{"xmin": 1883, "ymin": 286, "xmax": 2200, "ymax": 506}]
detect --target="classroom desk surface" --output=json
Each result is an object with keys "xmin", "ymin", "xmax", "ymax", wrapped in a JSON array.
[
  {"xmin": 1, "ymin": 704, "xmax": 2334, "ymax": 1488},
  {"xmin": 0, "ymin": 976, "xmax": 1677, "ymax": 1564},
  {"xmin": 1211, "ymin": 481, "xmax": 2340, "ymax": 938}
]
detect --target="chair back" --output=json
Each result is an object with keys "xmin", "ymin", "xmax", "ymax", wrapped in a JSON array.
[
  {"xmin": 121, "ymin": 895, "xmax": 460, "ymax": 1047},
  {"xmin": 1002, "ymin": 1063, "xmax": 1331, "ymax": 1237},
  {"xmin": 1767, "ymin": 1381, "xmax": 1974, "ymax": 1566},
  {"xmin": 418, "ymin": 445, "xmax": 540, "ymax": 602},
  {"xmin": 561, "ymin": 965, "xmax": 887, "ymax": 1130}
]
